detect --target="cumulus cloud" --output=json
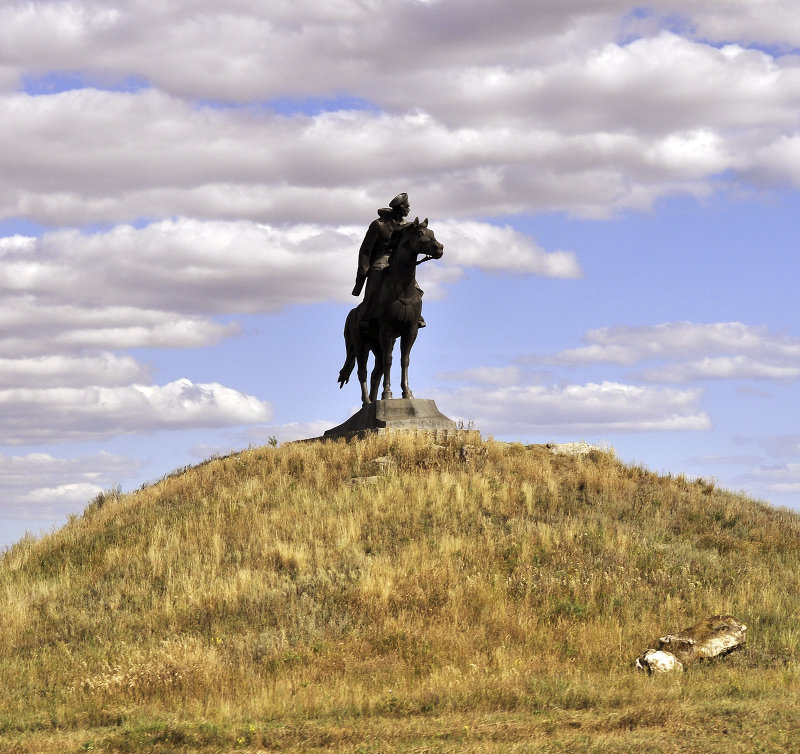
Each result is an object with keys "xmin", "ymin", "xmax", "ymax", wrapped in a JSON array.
[
  {"xmin": 0, "ymin": 450, "xmax": 141, "ymax": 520},
  {"xmin": 654, "ymin": 0, "xmax": 800, "ymax": 48},
  {"xmin": 0, "ymin": 379, "xmax": 273, "ymax": 445},
  {"xmin": 757, "ymin": 435, "xmax": 800, "ymax": 460},
  {"xmin": 0, "ymin": 353, "xmax": 149, "ymax": 387},
  {"xmin": 16, "ymin": 482, "xmax": 106, "ymax": 506},
  {"xmin": 436, "ymin": 366, "xmax": 525, "ymax": 386},
  {"xmin": 436, "ymin": 222, "xmax": 581, "ymax": 278},
  {"xmin": 2, "ymin": 219, "xmax": 360, "ymax": 312},
  {"xmin": 0, "ymin": 299, "xmax": 237, "ymax": 358},
  {"xmin": 0, "ymin": 89, "xmax": 784, "ymax": 225},
  {"xmin": 221, "ymin": 419, "xmax": 337, "ymax": 448},
  {"xmin": 0, "ymin": 88, "xmax": 726, "ymax": 224},
  {"xmin": 641, "ymin": 356, "xmax": 800, "ymax": 383},
  {"xmin": 547, "ymin": 322, "xmax": 800, "ymax": 383},
  {"xmin": 2, "ymin": 218, "xmax": 574, "ymax": 325},
  {"xmin": 436, "ymin": 381, "xmax": 711, "ymax": 435},
  {"xmin": 748, "ymin": 134, "xmax": 800, "ymax": 187},
  {"xmin": 3, "ymin": 2, "xmax": 799, "ymax": 102},
  {"xmin": 549, "ymin": 322, "xmax": 800, "ymax": 364},
  {"xmin": 417, "ymin": 32, "xmax": 800, "ymax": 135},
  {"xmin": 0, "ymin": 2, "xmax": 625, "ymax": 100},
  {"xmin": 687, "ymin": 453, "xmax": 763, "ymax": 466},
  {"xmin": 746, "ymin": 463, "xmax": 800, "ymax": 494},
  {"xmin": 2, "ymin": 20, "xmax": 800, "ymax": 224}
]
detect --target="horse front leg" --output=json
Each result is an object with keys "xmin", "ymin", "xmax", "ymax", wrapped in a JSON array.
[
  {"xmin": 400, "ymin": 326, "xmax": 418, "ymax": 399},
  {"xmin": 369, "ymin": 348, "xmax": 383, "ymax": 403},
  {"xmin": 379, "ymin": 328, "xmax": 396, "ymax": 400}
]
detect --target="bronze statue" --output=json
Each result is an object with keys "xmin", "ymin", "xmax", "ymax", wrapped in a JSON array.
[{"xmin": 339, "ymin": 216, "xmax": 443, "ymax": 403}]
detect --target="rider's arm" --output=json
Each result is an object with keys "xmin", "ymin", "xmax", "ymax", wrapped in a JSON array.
[
  {"xmin": 353, "ymin": 220, "xmax": 379, "ymax": 295},
  {"xmin": 357, "ymin": 220, "xmax": 380, "ymax": 277}
]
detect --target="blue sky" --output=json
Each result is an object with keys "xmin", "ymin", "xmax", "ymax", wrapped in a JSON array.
[{"xmin": 1, "ymin": 0, "xmax": 800, "ymax": 549}]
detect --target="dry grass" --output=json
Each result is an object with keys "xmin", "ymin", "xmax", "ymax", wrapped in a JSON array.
[{"xmin": 2, "ymin": 433, "xmax": 800, "ymax": 752}]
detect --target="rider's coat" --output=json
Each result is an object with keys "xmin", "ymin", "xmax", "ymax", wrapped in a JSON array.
[
  {"xmin": 356, "ymin": 209, "xmax": 402, "ymax": 280},
  {"xmin": 354, "ymin": 209, "xmax": 406, "ymax": 320}
]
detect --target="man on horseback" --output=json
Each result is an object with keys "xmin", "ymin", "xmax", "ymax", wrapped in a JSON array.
[
  {"xmin": 351, "ymin": 193, "xmax": 425, "ymax": 332},
  {"xmin": 340, "ymin": 215, "xmax": 443, "ymax": 404}
]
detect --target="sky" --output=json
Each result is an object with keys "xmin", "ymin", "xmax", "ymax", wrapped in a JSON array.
[{"xmin": 1, "ymin": 0, "xmax": 800, "ymax": 549}]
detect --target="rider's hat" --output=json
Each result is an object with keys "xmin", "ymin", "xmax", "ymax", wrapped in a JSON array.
[{"xmin": 389, "ymin": 193, "xmax": 409, "ymax": 208}]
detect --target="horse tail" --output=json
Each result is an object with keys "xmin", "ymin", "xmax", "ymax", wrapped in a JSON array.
[{"xmin": 338, "ymin": 308, "xmax": 358, "ymax": 387}]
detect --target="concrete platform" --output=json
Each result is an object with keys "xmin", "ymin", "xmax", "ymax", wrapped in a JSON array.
[{"xmin": 322, "ymin": 398, "xmax": 457, "ymax": 440}]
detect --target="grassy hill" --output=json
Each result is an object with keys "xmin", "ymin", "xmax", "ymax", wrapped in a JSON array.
[{"xmin": 2, "ymin": 432, "xmax": 800, "ymax": 752}]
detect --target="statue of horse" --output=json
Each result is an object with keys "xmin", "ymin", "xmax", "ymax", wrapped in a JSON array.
[{"xmin": 338, "ymin": 218, "xmax": 443, "ymax": 403}]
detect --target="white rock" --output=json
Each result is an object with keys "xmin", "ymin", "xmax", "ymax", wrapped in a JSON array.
[
  {"xmin": 546, "ymin": 442, "xmax": 602, "ymax": 456},
  {"xmin": 635, "ymin": 649, "xmax": 684, "ymax": 674}
]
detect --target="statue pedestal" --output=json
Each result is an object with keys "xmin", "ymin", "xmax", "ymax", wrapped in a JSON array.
[{"xmin": 323, "ymin": 398, "xmax": 457, "ymax": 440}]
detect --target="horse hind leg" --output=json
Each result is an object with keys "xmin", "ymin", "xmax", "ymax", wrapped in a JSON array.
[
  {"xmin": 379, "ymin": 329, "xmax": 396, "ymax": 400},
  {"xmin": 356, "ymin": 342, "xmax": 371, "ymax": 404}
]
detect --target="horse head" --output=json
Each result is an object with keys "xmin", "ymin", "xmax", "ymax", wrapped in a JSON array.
[{"xmin": 393, "ymin": 217, "xmax": 443, "ymax": 263}]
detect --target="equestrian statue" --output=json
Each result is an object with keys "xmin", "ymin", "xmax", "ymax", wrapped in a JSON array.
[{"xmin": 338, "ymin": 193, "xmax": 444, "ymax": 404}]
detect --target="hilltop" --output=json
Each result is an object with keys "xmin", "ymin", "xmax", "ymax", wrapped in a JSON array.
[{"xmin": 2, "ymin": 433, "xmax": 800, "ymax": 753}]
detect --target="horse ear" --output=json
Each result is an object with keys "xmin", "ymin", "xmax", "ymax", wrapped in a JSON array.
[
  {"xmin": 413, "ymin": 217, "xmax": 420, "ymax": 226},
  {"xmin": 421, "ymin": 218, "xmax": 428, "ymax": 227}
]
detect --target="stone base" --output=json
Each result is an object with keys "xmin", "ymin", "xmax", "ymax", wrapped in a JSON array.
[{"xmin": 323, "ymin": 398, "xmax": 457, "ymax": 440}]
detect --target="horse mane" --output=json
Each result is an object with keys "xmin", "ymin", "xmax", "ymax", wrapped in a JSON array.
[
  {"xmin": 386, "ymin": 221, "xmax": 413, "ymax": 256},
  {"xmin": 387, "ymin": 217, "xmax": 426, "ymax": 249}
]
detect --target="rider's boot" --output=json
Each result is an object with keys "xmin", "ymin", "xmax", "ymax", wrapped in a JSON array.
[{"xmin": 415, "ymin": 283, "xmax": 426, "ymax": 328}]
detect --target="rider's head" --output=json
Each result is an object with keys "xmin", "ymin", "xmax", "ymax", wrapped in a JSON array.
[{"xmin": 389, "ymin": 193, "xmax": 410, "ymax": 218}]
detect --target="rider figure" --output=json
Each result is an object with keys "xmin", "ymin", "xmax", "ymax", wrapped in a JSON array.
[{"xmin": 352, "ymin": 193, "xmax": 425, "ymax": 331}]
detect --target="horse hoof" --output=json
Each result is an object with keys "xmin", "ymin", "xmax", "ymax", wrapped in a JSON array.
[
  {"xmin": 382, "ymin": 391, "xmax": 393, "ymax": 400},
  {"xmin": 402, "ymin": 391, "xmax": 413, "ymax": 399}
]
